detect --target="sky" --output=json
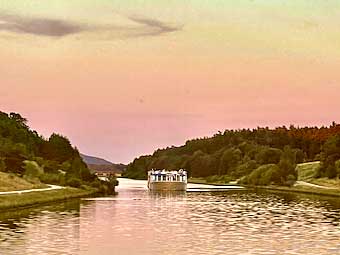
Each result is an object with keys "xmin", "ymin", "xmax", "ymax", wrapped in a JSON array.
[{"xmin": 1, "ymin": 1, "xmax": 340, "ymax": 163}]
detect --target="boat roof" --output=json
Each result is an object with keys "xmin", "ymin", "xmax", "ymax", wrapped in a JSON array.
[{"xmin": 148, "ymin": 169, "xmax": 186, "ymax": 175}]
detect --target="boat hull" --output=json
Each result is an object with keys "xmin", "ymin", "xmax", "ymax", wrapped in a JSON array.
[{"xmin": 148, "ymin": 182, "xmax": 187, "ymax": 191}]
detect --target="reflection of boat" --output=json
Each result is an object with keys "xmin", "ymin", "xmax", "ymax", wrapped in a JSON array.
[{"xmin": 147, "ymin": 169, "xmax": 187, "ymax": 191}]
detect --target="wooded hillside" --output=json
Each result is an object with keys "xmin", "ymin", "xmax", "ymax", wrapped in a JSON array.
[
  {"xmin": 0, "ymin": 111, "xmax": 116, "ymax": 193},
  {"xmin": 124, "ymin": 123, "xmax": 340, "ymax": 185}
]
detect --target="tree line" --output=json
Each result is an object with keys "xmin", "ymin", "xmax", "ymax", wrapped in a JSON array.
[
  {"xmin": 0, "ymin": 111, "xmax": 116, "ymax": 194},
  {"xmin": 124, "ymin": 123, "xmax": 340, "ymax": 185}
]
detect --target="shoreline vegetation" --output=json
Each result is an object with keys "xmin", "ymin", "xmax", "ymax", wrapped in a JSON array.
[
  {"xmin": 188, "ymin": 178, "xmax": 340, "ymax": 197},
  {"xmin": 188, "ymin": 161, "xmax": 340, "ymax": 197},
  {"xmin": 0, "ymin": 171, "xmax": 48, "ymax": 192},
  {"xmin": 124, "ymin": 123, "xmax": 340, "ymax": 198},
  {"xmin": 0, "ymin": 186, "xmax": 98, "ymax": 211},
  {"xmin": 0, "ymin": 111, "xmax": 118, "ymax": 210},
  {"xmin": 250, "ymin": 185, "xmax": 340, "ymax": 198}
]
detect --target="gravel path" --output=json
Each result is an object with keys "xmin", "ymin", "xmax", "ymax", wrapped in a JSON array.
[
  {"xmin": 0, "ymin": 185, "xmax": 64, "ymax": 195},
  {"xmin": 295, "ymin": 181, "xmax": 333, "ymax": 189}
]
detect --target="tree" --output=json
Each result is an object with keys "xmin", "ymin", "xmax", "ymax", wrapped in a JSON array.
[
  {"xmin": 0, "ymin": 158, "xmax": 6, "ymax": 172},
  {"xmin": 219, "ymin": 148, "xmax": 242, "ymax": 175},
  {"xmin": 23, "ymin": 160, "xmax": 44, "ymax": 178},
  {"xmin": 9, "ymin": 112, "xmax": 28, "ymax": 128},
  {"xmin": 255, "ymin": 147, "xmax": 282, "ymax": 165},
  {"xmin": 325, "ymin": 165, "xmax": 337, "ymax": 179},
  {"xmin": 43, "ymin": 134, "xmax": 75, "ymax": 163},
  {"xmin": 319, "ymin": 135, "xmax": 340, "ymax": 178},
  {"xmin": 277, "ymin": 146, "xmax": 297, "ymax": 184}
]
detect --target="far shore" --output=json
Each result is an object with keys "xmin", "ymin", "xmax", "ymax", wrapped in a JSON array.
[
  {"xmin": 247, "ymin": 185, "xmax": 340, "ymax": 198},
  {"xmin": 188, "ymin": 179, "xmax": 340, "ymax": 197}
]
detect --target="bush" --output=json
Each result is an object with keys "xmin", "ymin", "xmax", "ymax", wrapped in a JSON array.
[
  {"xmin": 285, "ymin": 174, "xmax": 296, "ymax": 187},
  {"xmin": 325, "ymin": 165, "xmax": 337, "ymax": 179},
  {"xmin": 66, "ymin": 178, "xmax": 82, "ymax": 188},
  {"xmin": 205, "ymin": 175, "xmax": 231, "ymax": 183},
  {"xmin": 90, "ymin": 179, "xmax": 101, "ymax": 188},
  {"xmin": 23, "ymin": 160, "xmax": 44, "ymax": 178},
  {"xmin": 0, "ymin": 158, "xmax": 6, "ymax": 172},
  {"xmin": 39, "ymin": 173, "xmax": 65, "ymax": 185},
  {"xmin": 247, "ymin": 164, "xmax": 280, "ymax": 186}
]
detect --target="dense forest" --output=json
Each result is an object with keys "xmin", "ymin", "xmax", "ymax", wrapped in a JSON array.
[
  {"xmin": 0, "ymin": 111, "xmax": 116, "ymax": 193},
  {"xmin": 124, "ymin": 123, "xmax": 340, "ymax": 186}
]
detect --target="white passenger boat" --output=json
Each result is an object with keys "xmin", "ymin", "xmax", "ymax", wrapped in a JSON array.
[{"xmin": 147, "ymin": 169, "xmax": 187, "ymax": 191}]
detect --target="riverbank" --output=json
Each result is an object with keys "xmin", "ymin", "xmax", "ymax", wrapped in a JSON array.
[
  {"xmin": 0, "ymin": 187, "xmax": 98, "ymax": 211},
  {"xmin": 189, "ymin": 177, "xmax": 340, "ymax": 197},
  {"xmin": 189, "ymin": 178, "xmax": 340, "ymax": 197},
  {"xmin": 248, "ymin": 185, "xmax": 340, "ymax": 197},
  {"xmin": 0, "ymin": 171, "xmax": 47, "ymax": 192},
  {"xmin": 189, "ymin": 177, "xmax": 237, "ymax": 186}
]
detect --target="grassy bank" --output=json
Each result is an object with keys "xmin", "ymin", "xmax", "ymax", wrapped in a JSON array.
[
  {"xmin": 249, "ymin": 185, "xmax": 340, "ymax": 197},
  {"xmin": 189, "ymin": 177, "xmax": 237, "ymax": 186},
  {"xmin": 0, "ymin": 172, "xmax": 47, "ymax": 192},
  {"xmin": 189, "ymin": 161, "xmax": 340, "ymax": 197},
  {"xmin": 0, "ymin": 187, "xmax": 98, "ymax": 211},
  {"xmin": 296, "ymin": 161, "xmax": 320, "ymax": 181},
  {"xmin": 310, "ymin": 178, "xmax": 340, "ymax": 189}
]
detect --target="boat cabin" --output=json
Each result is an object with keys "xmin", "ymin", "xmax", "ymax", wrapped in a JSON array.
[{"xmin": 147, "ymin": 169, "xmax": 187, "ymax": 191}]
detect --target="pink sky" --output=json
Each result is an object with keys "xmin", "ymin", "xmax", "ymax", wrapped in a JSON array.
[{"xmin": 1, "ymin": 1, "xmax": 340, "ymax": 163}]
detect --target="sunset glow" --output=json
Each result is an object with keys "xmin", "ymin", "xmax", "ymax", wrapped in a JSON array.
[{"xmin": 1, "ymin": 1, "xmax": 340, "ymax": 163}]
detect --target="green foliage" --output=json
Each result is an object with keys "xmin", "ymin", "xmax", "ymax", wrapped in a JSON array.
[
  {"xmin": 255, "ymin": 147, "xmax": 282, "ymax": 165},
  {"xmin": 335, "ymin": 160, "xmax": 340, "ymax": 176},
  {"xmin": 205, "ymin": 175, "xmax": 232, "ymax": 184},
  {"xmin": 286, "ymin": 174, "xmax": 297, "ymax": 187},
  {"xmin": 296, "ymin": 162, "xmax": 320, "ymax": 181},
  {"xmin": 233, "ymin": 160, "xmax": 257, "ymax": 178},
  {"xmin": 123, "ymin": 123, "xmax": 340, "ymax": 186},
  {"xmin": 318, "ymin": 137, "xmax": 337, "ymax": 178},
  {"xmin": 245, "ymin": 164, "xmax": 280, "ymax": 185},
  {"xmin": 39, "ymin": 173, "xmax": 65, "ymax": 185},
  {"xmin": 42, "ymin": 134, "xmax": 76, "ymax": 163},
  {"xmin": 0, "ymin": 158, "xmax": 6, "ymax": 172},
  {"xmin": 319, "ymin": 135, "xmax": 340, "ymax": 178},
  {"xmin": 0, "ymin": 111, "xmax": 101, "ymax": 187},
  {"xmin": 23, "ymin": 160, "xmax": 44, "ymax": 178},
  {"xmin": 277, "ymin": 146, "xmax": 297, "ymax": 184},
  {"xmin": 219, "ymin": 148, "xmax": 242, "ymax": 175},
  {"xmin": 325, "ymin": 165, "xmax": 337, "ymax": 179},
  {"xmin": 66, "ymin": 178, "xmax": 82, "ymax": 188}
]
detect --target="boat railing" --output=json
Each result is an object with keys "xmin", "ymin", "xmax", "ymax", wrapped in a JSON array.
[{"xmin": 148, "ymin": 169, "xmax": 187, "ymax": 183}]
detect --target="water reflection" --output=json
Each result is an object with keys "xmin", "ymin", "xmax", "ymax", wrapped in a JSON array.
[
  {"xmin": 0, "ymin": 180, "xmax": 340, "ymax": 255},
  {"xmin": 0, "ymin": 201, "xmax": 82, "ymax": 255}
]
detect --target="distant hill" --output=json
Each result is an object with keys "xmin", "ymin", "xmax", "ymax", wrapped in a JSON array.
[{"xmin": 80, "ymin": 154, "xmax": 126, "ymax": 173}]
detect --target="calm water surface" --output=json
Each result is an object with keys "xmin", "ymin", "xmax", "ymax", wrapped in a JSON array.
[{"xmin": 0, "ymin": 178, "xmax": 340, "ymax": 255}]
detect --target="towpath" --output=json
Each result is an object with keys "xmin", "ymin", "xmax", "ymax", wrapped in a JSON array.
[
  {"xmin": 0, "ymin": 185, "xmax": 64, "ymax": 195},
  {"xmin": 295, "ymin": 181, "xmax": 333, "ymax": 189}
]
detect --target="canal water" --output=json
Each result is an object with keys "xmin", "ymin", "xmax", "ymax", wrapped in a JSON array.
[{"xmin": 0, "ymin": 178, "xmax": 339, "ymax": 255}]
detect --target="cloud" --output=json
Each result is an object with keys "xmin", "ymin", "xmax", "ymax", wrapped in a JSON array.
[
  {"xmin": 127, "ymin": 16, "xmax": 181, "ymax": 37},
  {"xmin": 0, "ymin": 13, "xmax": 85, "ymax": 37},
  {"xmin": 0, "ymin": 12, "xmax": 182, "ymax": 39}
]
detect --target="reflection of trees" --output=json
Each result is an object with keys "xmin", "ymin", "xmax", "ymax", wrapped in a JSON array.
[
  {"xmin": 0, "ymin": 200, "xmax": 81, "ymax": 229},
  {"xmin": 0, "ymin": 200, "xmax": 82, "ymax": 254}
]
